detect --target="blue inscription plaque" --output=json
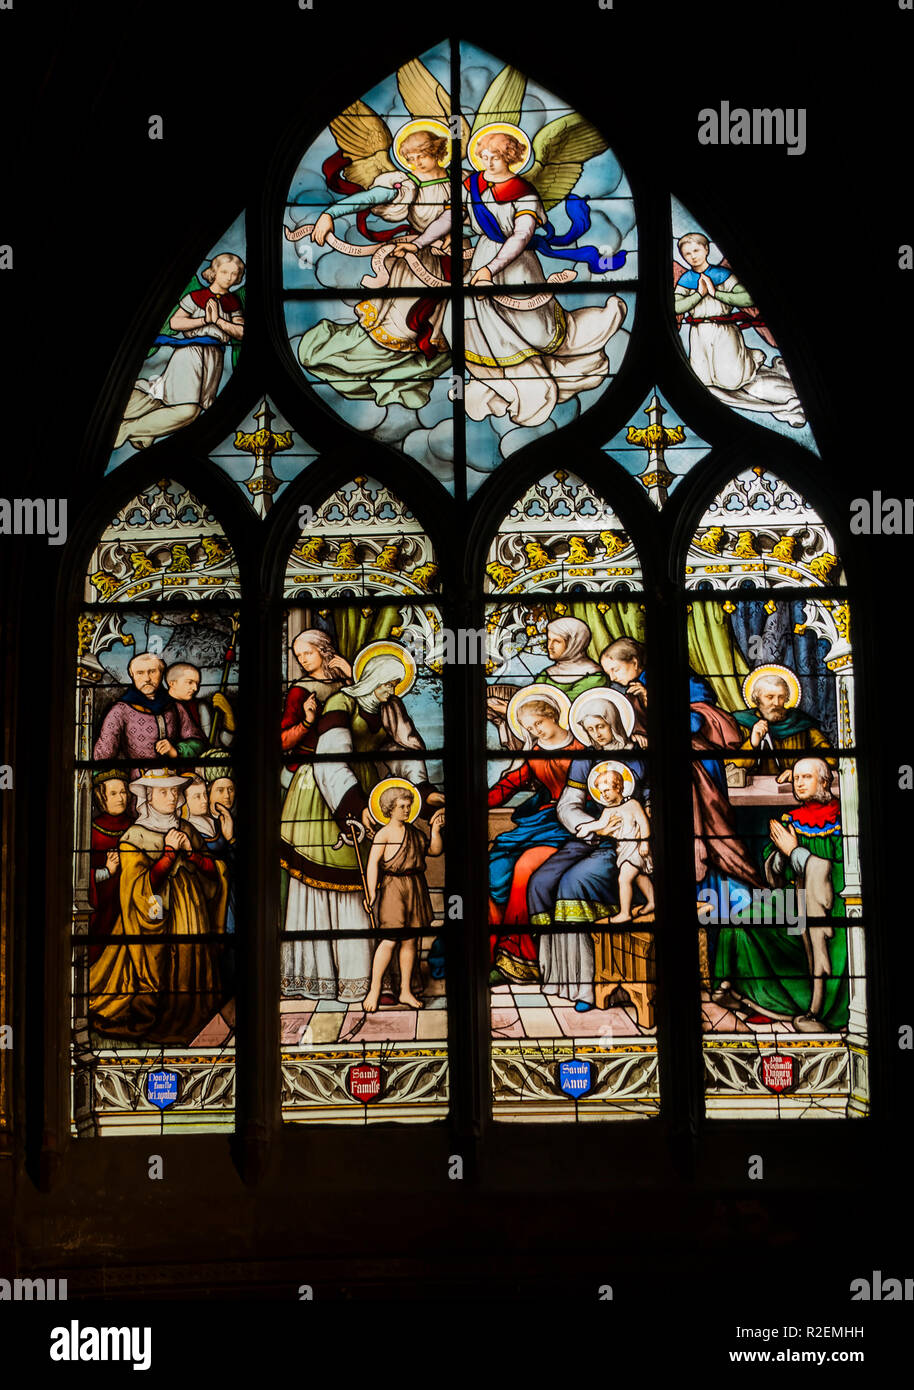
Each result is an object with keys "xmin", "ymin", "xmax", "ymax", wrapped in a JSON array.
[
  {"xmin": 147, "ymin": 1069, "xmax": 179, "ymax": 1110},
  {"xmin": 558, "ymin": 1059, "xmax": 592, "ymax": 1097}
]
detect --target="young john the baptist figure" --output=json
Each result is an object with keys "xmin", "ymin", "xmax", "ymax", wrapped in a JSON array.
[{"xmin": 363, "ymin": 787, "xmax": 445, "ymax": 1012}]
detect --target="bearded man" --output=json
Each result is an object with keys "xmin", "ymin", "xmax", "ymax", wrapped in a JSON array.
[{"xmin": 729, "ymin": 668, "xmax": 835, "ymax": 781}]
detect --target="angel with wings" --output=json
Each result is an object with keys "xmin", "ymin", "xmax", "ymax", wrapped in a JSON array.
[
  {"xmin": 673, "ymin": 231, "xmax": 805, "ymax": 426},
  {"xmin": 395, "ymin": 66, "xmax": 628, "ymax": 428},
  {"xmin": 293, "ymin": 60, "xmax": 462, "ymax": 410}
]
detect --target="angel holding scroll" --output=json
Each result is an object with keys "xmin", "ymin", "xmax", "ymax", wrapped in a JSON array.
[
  {"xmin": 397, "ymin": 94, "xmax": 628, "ymax": 427},
  {"xmin": 290, "ymin": 60, "xmax": 460, "ymax": 409}
]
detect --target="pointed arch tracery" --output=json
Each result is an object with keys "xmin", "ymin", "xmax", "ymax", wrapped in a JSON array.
[{"xmin": 62, "ymin": 36, "xmax": 868, "ymax": 1140}]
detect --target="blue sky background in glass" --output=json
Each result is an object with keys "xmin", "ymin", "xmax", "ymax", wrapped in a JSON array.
[
  {"xmin": 602, "ymin": 387, "xmax": 710, "ymax": 504},
  {"xmin": 210, "ymin": 398, "xmax": 318, "ymax": 508}
]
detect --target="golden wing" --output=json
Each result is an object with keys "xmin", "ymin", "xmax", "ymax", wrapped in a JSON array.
[
  {"xmin": 527, "ymin": 112, "xmax": 608, "ymax": 211},
  {"xmin": 468, "ymin": 64, "xmax": 527, "ymax": 140},
  {"xmin": 329, "ymin": 100, "xmax": 396, "ymax": 189},
  {"xmin": 397, "ymin": 58, "xmax": 469, "ymax": 151}
]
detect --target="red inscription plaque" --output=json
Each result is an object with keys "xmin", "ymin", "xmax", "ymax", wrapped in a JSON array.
[
  {"xmin": 348, "ymin": 1063, "xmax": 383, "ymax": 1101},
  {"xmin": 760, "ymin": 1053, "xmax": 797, "ymax": 1093}
]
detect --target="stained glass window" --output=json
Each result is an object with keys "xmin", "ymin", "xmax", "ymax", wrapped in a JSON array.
[
  {"xmin": 686, "ymin": 471, "xmax": 863, "ymax": 1116},
  {"xmin": 485, "ymin": 471, "xmax": 657, "ymax": 1119},
  {"xmin": 65, "ymin": 38, "xmax": 869, "ymax": 1146},
  {"xmin": 279, "ymin": 480, "xmax": 448, "ymax": 1123},
  {"xmin": 73, "ymin": 481, "xmax": 239, "ymax": 1134}
]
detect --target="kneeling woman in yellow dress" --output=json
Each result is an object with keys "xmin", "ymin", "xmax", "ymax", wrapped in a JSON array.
[{"xmin": 88, "ymin": 769, "xmax": 229, "ymax": 1045}]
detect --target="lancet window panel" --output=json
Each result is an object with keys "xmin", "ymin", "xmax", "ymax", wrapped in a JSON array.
[
  {"xmin": 71, "ymin": 480, "xmax": 241, "ymax": 1138},
  {"xmin": 685, "ymin": 473, "xmax": 865, "ymax": 1120},
  {"xmin": 483, "ymin": 468, "xmax": 658, "ymax": 1122},
  {"xmin": 278, "ymin": 479, "xmax": 449, "ymax": 1124}
]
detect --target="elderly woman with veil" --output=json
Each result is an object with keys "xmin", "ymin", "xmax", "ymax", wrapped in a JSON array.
[
  {"xmin": 487, "ymin": 616, "xmax": 605, "ymax": 747},
  {"xmin": 280, "ymin": 645, "xmax": 443, "ymax": 1002}
]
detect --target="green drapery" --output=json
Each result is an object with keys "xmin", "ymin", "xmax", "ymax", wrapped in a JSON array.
[
  {"xmin": 331, "ymin": 605, "xmax": 400, "ymax": 665},
  {"xmin": 529, "ymin": 599, "xmax": 749, "ymax": 712},
  {"xmin": 686, "ymin": 603, "xmax": 748, "ymax": 711}
]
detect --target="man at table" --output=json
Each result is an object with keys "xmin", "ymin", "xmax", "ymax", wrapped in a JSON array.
[{"xmin": 728, "ymin": 666, "xmax": 835, "ymax": 782}]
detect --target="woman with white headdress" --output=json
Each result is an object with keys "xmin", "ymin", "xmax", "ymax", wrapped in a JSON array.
[
  {"xmin": 539, "ymin": 617, "xmax": 604, "ymax": 699},
  {"xmin": 486, "ymin": 616, "xmax": 605, "ymax": 748},
  {"xmin": 88, "ymin": 769, "xmax": 229, "ymax": 1043},
  {"xmin": 280, "ymin": 645, "xmax": 443, "ymax": 1002}
]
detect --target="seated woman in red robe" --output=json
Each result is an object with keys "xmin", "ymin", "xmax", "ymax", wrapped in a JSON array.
[{"xmin": 488, "ymin": 692, "xmax": 584, "ymax": 984}]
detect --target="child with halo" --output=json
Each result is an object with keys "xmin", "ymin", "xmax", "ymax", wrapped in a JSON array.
[{"xmin": 576, "ymin": 763, "xmax": 653, "ymax": 924}]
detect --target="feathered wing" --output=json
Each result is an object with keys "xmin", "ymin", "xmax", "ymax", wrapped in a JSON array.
[
  {"xmin": 468, "ymin": 65, "xmax": 527, "ymax": 140},
  {"xmin": 329, "ymin": 100, "xmax": 396, "ymax": 188},
  {"xmin": 672, "ymin": 258, "xmax": 688, "ymax": 325},
  {"xmin": 397, "ymin": 58, "xmax": 470, "ymax": 151},
  {"xmin": 526, "ymin": 113, "xmax": 608, "ymax": 211}
]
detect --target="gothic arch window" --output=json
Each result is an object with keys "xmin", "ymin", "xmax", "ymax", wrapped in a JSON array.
[
  {"xmin": 73, "ymin": 481, "xmax": 240, "ymax": 1135},
  {"xmin": 685, "ymin": 469, "xmax": 864, "ymax": 1116},
  {"xmin": 59, "ymin": 38, "xmax": 870, "ymax": 1147},
  {"xmin": 278, "ymin": 477, "xmax": 448, "ymax": 1122}
]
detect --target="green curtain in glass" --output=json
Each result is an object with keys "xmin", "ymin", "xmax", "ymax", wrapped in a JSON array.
[
  {"xmin": 686, "ymin": 602, "xmax": 748, "ymax": 711},
  {"xmin": 331, "ymin": 605, "xmax": 400, "ymax": 664}
]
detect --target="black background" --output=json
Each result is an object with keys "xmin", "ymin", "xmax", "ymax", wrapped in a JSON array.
[{"xmin": 1, "ymin": 0, "xmax": 913, "ymax": 1360}]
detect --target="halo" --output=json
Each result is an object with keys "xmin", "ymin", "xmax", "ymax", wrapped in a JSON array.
[
  {"xmin": 569, "ymin": 688, "xmax": 636, "ymax": 745},
  {"xmin": 506, "ymin": 683, "xmax": 571, "ymax": 739},
  {"xmin": 742, "ymin": 664, "xmax": 801, "ymax": 710},
  {"xmin": 352, "ymin": 641, "xmax": 416, "ymax": 697},
  {"xmin": 392, "ymin": 119, "xmax": 452, "ymax": 172},
  {"xmin": 369, "ymin": 778, "xmax": 421, "ymax": 825},
  {"xmin": 468, "ymin": 122, "xmax": 532, "ymax": 175},
  {"xmin": 587, "ymin": 760, "xmax": 635, "ymax": 804}
]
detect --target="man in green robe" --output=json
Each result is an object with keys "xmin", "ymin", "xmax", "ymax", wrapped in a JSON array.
[
  {"xmin": 713, "ymin": 757, "xmax": 848, "ymax": 1032},
  {"xmin": 729, "ymin": 670, "xmax": 835, "ymax": 780}
]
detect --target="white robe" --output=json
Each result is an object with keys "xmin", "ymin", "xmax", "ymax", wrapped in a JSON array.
[
  {"xmin": 417, "ymin": 177, "xmax": 626, "ymax": 427},
  {"xmin": 680, "ymin": 273, "xmax": 805, "ymax": 426}
]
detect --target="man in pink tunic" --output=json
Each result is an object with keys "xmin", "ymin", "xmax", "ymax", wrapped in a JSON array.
[{"xmin": 93, "ymin": 652, "xmax": 204, "ymax": 762}]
